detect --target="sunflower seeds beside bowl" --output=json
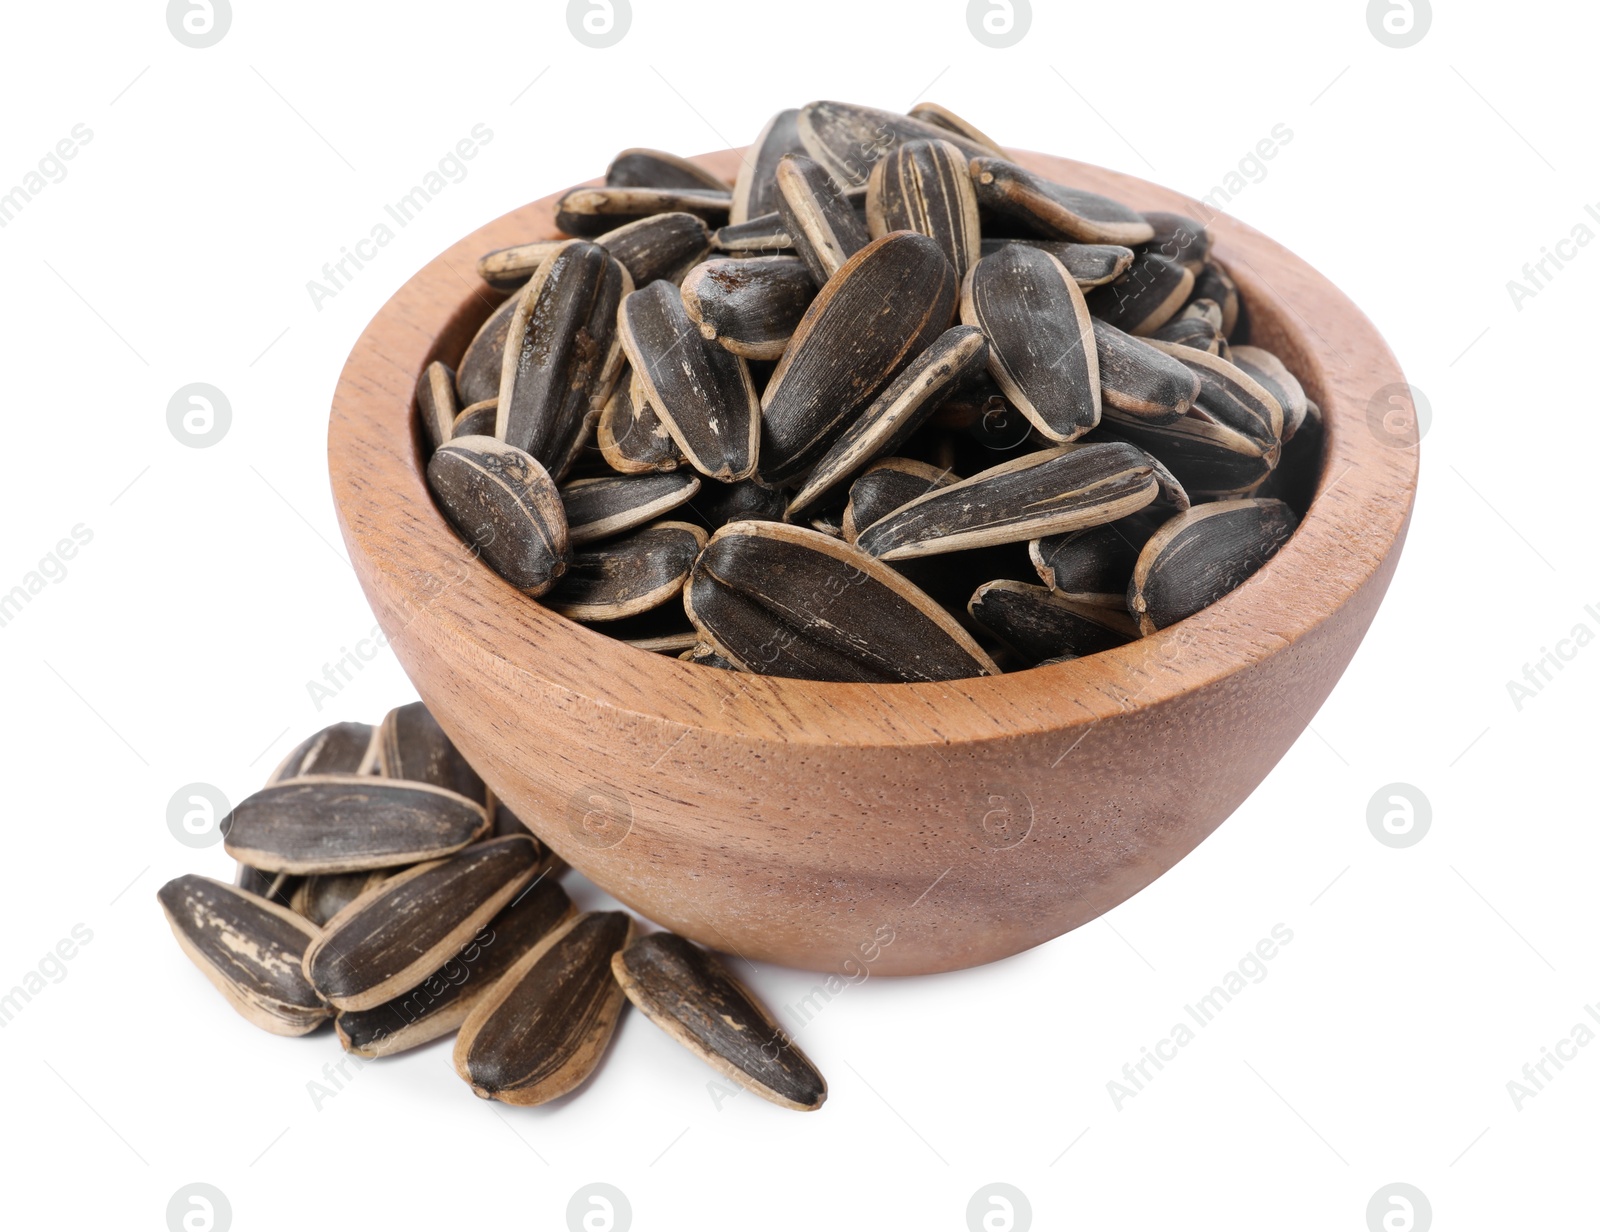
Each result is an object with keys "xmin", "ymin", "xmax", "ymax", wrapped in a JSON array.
[{"xmin": 267, "ymin": 721, "xmax": 378, "ymax": 784}]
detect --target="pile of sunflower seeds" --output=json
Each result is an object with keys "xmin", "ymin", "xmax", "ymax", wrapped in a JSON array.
[
  {"xmin": 422, "ymin": 99, "xmax": 1319, "ymax": 681},
  {"xmin": 158, "ymin": 705, "xmax": 827, "ymax": 1111}
]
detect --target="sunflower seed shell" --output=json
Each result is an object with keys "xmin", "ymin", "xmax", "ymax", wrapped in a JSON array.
[
  {"xmin": 680, "ymin": 256, "xmax": 816, "ymax": 361},
  {"xmin": 776, "ymin": 154, "xmax": 871, "ymax": 284},
  {"xmin": 546, "ymin": 521, "xmax": 708, "ymax": 621},
  {"xmin": 427, "ymin": 436, "xmax": 570, "ymax": 595},
  {"xmin": 866, "ymin": 138, "xmax": 981, "ymax": 279},
  {"xmin": 1128, "ymin": 498, "xmax": 1299, "ymax": 635},
  {"xmin": 968, "ymin": 580, "xmax": 1137, "ymax": 662},
  {"xmin": 562, "ymin": 472, "xmax": 702, "ymax": 545},
  {"xmin": 970, "ymin": 157, "xmax": 1155, "ymax": 246}
]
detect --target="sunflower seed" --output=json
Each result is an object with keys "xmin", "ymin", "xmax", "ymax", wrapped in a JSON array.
[
  {"xmin": 761, "ymin": 231, "xmax": 959, "ymax": 484},
  {"xmin": 732, "ymin": 109, "xmax": 805, "ymax": 224},
  {"xmin": 786, "ymin": 325, "xmax": 988, "ymax": 519},
  {"xmin": 685, "ymin": 521, "xmax": 998, "ymax": 682},
  {"xmin": 1029, "ymin": 508, "xmax": 1168, "ymax": 607},
  {"xmin": 455, "ymin": 294, "xmax": 519, "ymax": 406},
  {"xmin": 561, "ymin": 472, "xmax": 701, "ymax": 545},
  {"xmin": 427, "ymin": 436, "xmax": 570, "ymax": 594},
  {"xmin": 612, "ymin": 932, "xmax": 828, "ymax": 1112},
  {"xmin": 796, "ymin": 100, "xmax": 993, "ymax": 188},
  {"xmin": 1093, "ymin": 319, "xmax": 1200, "ymax": 425},
  {"xmin": 776, "ymin": 153, "xmax": 871, "ymax": 284},
  {"xmin": 1229, "ymin": 345, "xmax": 1309, "ymax": 441},
  {"xmin": 711, "ymin": 212, "xmax": 796, "ymax": 255},
  {"xmin": 291, "ymin": 871, "xmax": 389, "ymax": 929},
  {"xmin": 970, "ymin": 157, "xmax": 1155, "ymax": 246},
  {"xmin": 978, "ymin": 238, "xmax": 1134, "ymax": 288},
  {"xmin": 1128, "ymin": 498, "xmax": 1299, "ymax": 635},
  {"xmin": 495, "ymin": 240, "xmax": 629, "ymax": 469},
  {"xmin": 267, "ymin": 722, "xmax": 378, "ymax": 785},
  {"xmin": 596, "ymin": 212, "xmax": 713, "ymax": 286},
  {"xmin": 1141, "ymin": 211, "xmax": 1213, "ymax": 272},
  {"xmin": 907, "ymin": 101, "xmax": 1006, "ymax": 156},
  {"xmin": 1191, "ymin": 261, "xmax": 1241, "ymax": 337},
  {"xmin": 960, "ymin": 244, "xmax": 1099, "ymax": 442},
  {"xmin": 856, "ymin": 441, "xmax": 1158, "ymax": 560},
  {"xmin": 335, "ymin": 875, "xmax": 575, "ymax": 1058},
  {"xmin": 1086, "ymin": 251, "xmax": 1196, "ymax": 336},
  {"xmin": 620, "ymin": 281, "xmax": 762, "ymax": 482},
  {"xmin": 1180, "ymin": 298, "xmax": 1224, "ymax": 330},
  {"xmin": 378, "ymin": 701, "xmax": 486, "ymax": 803},
  {"xmin": 681, "ymin": 642, "xmax": 739, "ymax": 670},
  {"xmin": 840, "ymin": 458, "xmax": 955, "ymax": 543},
  {"xmin": 597, "ymin": 368, "xmax": 685, "ymax": 475},
  {"xmin": 687, "ymin": 477, "xmax": 789, "ymax": 530},
  {"xmin": 476, "ymin": 240, "xmax": 564, "ymax": 293},
  {"xmin": 555, "ymin": 186, "xmax": 731, "ymax": 237},
  {"xmin": 1098, "ymin": 416, "xmax": 1275, "ymax": 499},
  {"xmin": 303, "ymin": 836, "xmax": 543, "ymax": 1012},
  {"xmin": 596, "ymin": 604, "xmax": 701, "ymax": 653},
  {"xmin": 679, "ymin": 255, "xmax": 816, "ymax": 360},
  {"xmin": 235, "ymin": 864, "xmax": 299, "ymax": 910},
  {"xmin": 1143, "ymin": 341, "xmax": 1284, "ymax": 450},
  {"xmin": 452, "ymin": 398, "xmax": 498, "ymax": 439},
  {"xmin": 968, "ymin": 580, "xmax": 1137, "ymax": 662},
  {"xmin": 606, "ymin": 148, "xmax": 728, "ymax": 191},
  {"xmin": 865, "ymin": 138, "xmax": 982, "ymax": 281},
  {"xmin": 453, "ymin": 910, "xmax": 636, "ymax": 1106},
  {"xmin": 415, "ymin": 361, "xmax": 459, "ymax": 454},
  {"xmin": 223, "ymin": 777, "xmax": 490, "ymax": 875},
  {"xmin": 158, "ymin": 874, "xmax": 330, "ymax": 1036},
  {"xmin": 1147, "ymin": 312, "xmax": 1223, "ymax": 355},
  {"xmin": 546, "ymin": 521, "xmax": 707, "ymax": 621}
]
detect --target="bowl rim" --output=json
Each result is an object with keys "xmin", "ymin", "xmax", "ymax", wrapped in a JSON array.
[{"xmin": 328, "ymin": 145, "xmax": 1418, "ymax": 750}]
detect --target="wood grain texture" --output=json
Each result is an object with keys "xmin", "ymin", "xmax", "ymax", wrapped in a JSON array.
[{"xmin": 328, "ymin": 146, "xmax": 1419, "ymax": 976}]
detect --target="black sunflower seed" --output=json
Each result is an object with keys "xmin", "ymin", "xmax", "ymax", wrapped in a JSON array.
[
  {"xmin": 1229, "ymin": 345, "xmax": 1309, "ymax": 441},
  {"xmin": 555, "ymin": 186, "xmax": 731, "ymax": 237},
  {"xmin": 1190, "ymin": 261, "xmax": 1241, "ymax": 337},
  {"xmin": 416, "ymin": 361, "xmax": 458, "ymax": 454},
  {"xmin": 545, "ymin": 521, "xmax": 707, "ymax": 621},
  {"xmin": 561, "ymin": 472, "xmax": 702, "ymax": 545},
  {"xmin": 1127, "ymin": 498, "xmax": 1299, "ymax": 635},
  {"xmin": 1029, "ymin": 508, "xmax": 1169, "ymax": 607},
  {"xmin": 710, "ymin": 212, "xmax": 796, "ymax": 255},
  {"xmin": 906, "ymin": 101, "xmax": 1007, "ymax": 156},
  {"xmin": 866, "ymin": 138, "xmax": 982, "ymax": 279},
  {"xmin": 605, "ymin": 148, "xmax": 728, "ymax": 191},
  {"xmin": 680, "ymin": 255, "xmax": 816, "ymax": 361},
  {"xmin": 1093, "ymin": 319, "xmax": 1200, "ymax": 425},
  {"xmin": 732, "ymin": 109, "xmax": 806, "ymax": 224},
  {"xmin": 840, "ymin": 458, "xmax": 955, "ymax": 544},
  {"xmin": 969, "ymin": 157, "xmax": 1155, "ymax": 246},
  {"xmin": 776, "ymin": 153, "xmax": 872, "ymax": 284},
  {"xmin": 796, "ymin": 99, "xmax": 994, "ymax": 188},
  {"xmin": 426, "ymin": 436, "xmax": 570, "ymax": 594},
  {"xmin": 378, "ymin": 701, "xmax": 486, "ymax": 803},
  {"xmin": 1086, "ymin": 251, "xmax": 1196, "ymax": 336},
  {"xmin": 455, "ymin": 294, "xmax": 519, "ymax": 406},
  {"xmin": 267, "ymin": 722, "xmax": 377, "ymax": 785},
  {"xmin": 597, "ymin": 368, "xmax": 685, "ymax": 475},
  {"xmin": 968, "ymin": 580, "xmax": 1137, "ymax": 662},
  {"xmin": 978, "ymin": 238, "xmax": 1134, "ymax": 288},
  {"xmin": 1141, "ymin": 210, "xmax": 1213, "ymax": 272},
  {"xmin": 451, "ymin": 398, "xmax": 498, "ymax": 439}
]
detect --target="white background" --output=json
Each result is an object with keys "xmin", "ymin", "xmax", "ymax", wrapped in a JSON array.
[{"xmin": 1, "ymin": 1, "xmax": 1594, "ymax": 1228}]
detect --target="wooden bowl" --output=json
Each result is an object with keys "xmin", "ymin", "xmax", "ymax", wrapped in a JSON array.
[{"xmin": 328, "ymin": 147, "xmax": 1418, "ymax": 976}]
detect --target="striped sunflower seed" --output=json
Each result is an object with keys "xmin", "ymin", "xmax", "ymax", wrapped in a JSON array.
[
  {"xmin": 426, "ymin": 436, "xmax": 570, "ymax": 595},
  {"xmin": 786, "ymin": 325, "xmax": 988, "ymax": 519},
  {"xmin": 158, "ymin": 874, "xmax": 330, "ymax": 1036},
  {"xmin": 562, "ymin": 472, "xmax": 701, "ymax": 545},
  {"xmin": 555, "ymin": 186, "xmax": 731, "ymax": 237},
  {"xmin": 612, "ymin": 932, "xmax": 828, "ymax": 1112},
  {"xmin": 453, "ymin": 910, "xmax": 637, "ymax": 1106},
  {"xmin": 378, "ymin": 701, "xmax": 485, "ymax": 803},
  {"xmin": 687, "ymin": 476, "xmax": 789, "ymax": 529},
  {"xmin": 620, "ymin": 281, "xmax": 762, "ymax": 482},
  {"xmin": 1147, "ymin": 312, "xmax": 1223, "ymax": 356},
  {"xmin": 732, "ymin": 109, "xmax": 805, "ymax": 224},
  {"xmin": 1142, "ymin": 211, "xmax": 1213, "ymax": 272},
  {"xmin": 710, "ymin": 212, "xmax": 795, "ymax": 256},
  {"xmin": 416, "ymin": 361, "xmax": 458, "ymax": 454},
  {"xmin": 1030, "ymin": 509, "xmax": 1169, "ymax": 608},
  {"xmin": 452, "ymin": 398, "xmax": 498, "ymax": 439},
  {"xmin": 679, "ymin": 255, "xmax": 816, "ymax": 361},
  {"xmin": 597, "ymin": 368, "xmax": 685, "ymax": 475},
  {"xmin": 776, "ymin": 153, "xmax": 871, "ymax": 284},
  {"xmin": 495, "ymin": 240, "xmax": 630, "ymax": 469},
  {"xmin": 796, "ymin": 100, "xmax": 993, "ymax": 188},
  {"xmin": 1143, "ymin": 341, "xmax": 1284, "ymax": 451},
  {"xmin": 970, "ymin": 157, "xmax": 1155, "ymax": 246},
  {"xmin": 1098, "ymin": 415, "xmax": 1276, "ymax": 499},
  {"xmin": 1190, "ymin": 261, "xmax": 1241, "ymax": 337},
  {"xmin": 546, "ymin": 521, "xmax": 708, "ymax": 622},
  {"xmin": 290, "ymin": 870, "xmax": 389, "ymax": 929},
  {"xmin": 866, "ymin": 138, "xmax": 982, "ymax": 279},
  {"xmin": 978, "ymin": 238, "xmax": 1134, "ymax": 288},
  {"xmin": 455, "ymin": 294, "xmax": 519, "ymax": 406},
  {"xmin": 303, "ymin": 836, "xmax": 543, "ymax": 1012},
  {"xmin": 761, "ymin": 231, "xmax": 959, "ymax": 484},
  {"xmin": 1086, "ymin": 251, "xmax": 1196, "ymax": 336},
  {"xmin": 1128, "ymin": 498, "xmax": 1298, "ymax": 635},
  {"xmin": 855, "ymin": 441, "xmax": 1158, "ymax": 561},
  {"xmin": 1093, "ymin": 319, "xmax": 1200, "ymax": 425},
  {"xmin": 335, "ymin": 875, "xmax": 575, "ymax": 1058},
  {"xmin": 840, "ymin": 458, "xmax": 956, "ymax": 544},
  {"xmin": 605, "ymin": 148, "xmax": 728, "ymax": 191},
  {"xmin": 479, "ymin": 215, "xmax": 712, "ymax": 293},
  {"xmin": 968, "ymin": 580, "xmax": 1137, "ymax": 662},
  {"xmin": 684, "ymin": 521, "xmax": 998, "ymax": 682},
  {"xmin": 1229, "ymin": 345, "xmax": 1309, "ymax": 441},
  {"xmin": 475, "ymin": 240, "xmax": 563, "ymax": 293},
  {"xmin": 907, "ymin": 101, "xmax": 1007, "ymax": 156},
  {"xmin": 960, "ymin": 244, "xmax": 1100, "ymax": 442},
  {"xmin": 223, "ymin": 776, "xmax": 490, "ymax": 875},
  {"xmin": 267, "ymin": 721, "xmax": 378, "ymax": 785}
]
